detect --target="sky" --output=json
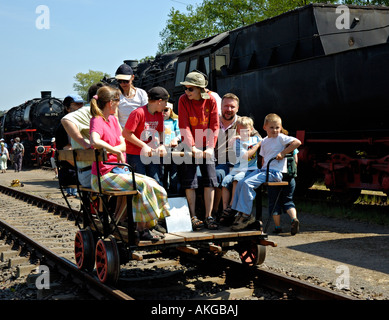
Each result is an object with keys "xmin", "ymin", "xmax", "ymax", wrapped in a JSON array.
[{"xmin": 0, "ymin": 0, "xmax": 203, "ymax": 111}]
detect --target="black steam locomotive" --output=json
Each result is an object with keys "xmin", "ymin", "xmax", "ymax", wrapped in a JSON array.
[
  {"xmin": 0, "ymin": 91, "xmax": 65, "ymax": 166},
  {"xmin": 131, "ymin": 3, "xmax": 389, "ymax": 198}
]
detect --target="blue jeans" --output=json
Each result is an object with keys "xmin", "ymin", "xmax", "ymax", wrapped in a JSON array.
[
  {"xmin": 215, "ymin": 163, "xmax": 231, "ymax": 187},
  {"xmin": 126, "ymin": 154, "xmax": 162, "ymax": 186},
  {"xmin": 162, "ymin": 163, "xmax": 180, "ymax": 194},
  {"xmin": 231, "ymin": 169, "xmax": 283, "ymax": 215},
  {"xmin": 66, "ymin": 187, "xmax": 77, "ymax": 196}
]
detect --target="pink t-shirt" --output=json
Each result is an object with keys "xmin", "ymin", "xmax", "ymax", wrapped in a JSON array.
[
  {"xmin": 90, "ymin": 115, "xmax": 124, "ymax": 176},
  {"xmin": 124, "ymin": 105, "xmax": 164, "ymax": 155}
]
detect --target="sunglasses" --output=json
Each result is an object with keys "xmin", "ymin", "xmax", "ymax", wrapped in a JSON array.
[
  {"xmin": 162, "ymin": 109, "xmax": 170, "ymax": 112},
  {"xmin": 118, "ymin": 80, "xmax": 130, "ymax": 84},
  {"xmin": 184, "ymin": 87, "xmax": 195, "ymax": 92}
]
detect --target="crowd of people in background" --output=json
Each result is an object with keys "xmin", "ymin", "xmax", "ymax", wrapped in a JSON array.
[
  {"xmin": 0, "ymin": 66, "xmax": 301, "ymax": 238},
  {"xmin": 0, "ymin": 137, "xmax": 24, "ymax": 173}
]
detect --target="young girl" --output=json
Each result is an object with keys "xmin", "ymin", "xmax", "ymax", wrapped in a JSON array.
[
  {"xmin": 89, "ymin": 86, "xmax": 169, "ymax": 242},
  {"xmin": 219, "ymin": 117, "xmax": 261, "ymax": 225},
  {"xmin": 162, "ymin": 103, "xmax": 181, "ymax": 194}
]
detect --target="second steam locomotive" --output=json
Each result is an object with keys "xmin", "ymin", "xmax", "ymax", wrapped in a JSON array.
[
  {"xmin": 131, "ymin": 3, "xmax": 389, "ymax": 198},
  {"xmin": 0, "ymin": 91, "xmax": 65, "ymax": 166}
]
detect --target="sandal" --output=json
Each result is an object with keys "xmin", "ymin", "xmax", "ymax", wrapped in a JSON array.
[
  {"xmin": 140, "ymin": 229, "xmax": 160, "ymax": 242},
  {"xmin": 205, "ymin": 216, "xmax": 218, "ymax": 230},
  {"xmin": 154, "ymin": 223, "xmax": 166, "ymax": 234},
  {"xmin": 191, "ymin": 216, "xmax": 204, "ymax": 230},
  {"xmin": 150, "ymin": 228, "xmax": 165, "ymax": 239},
  {"xmin": 219, "ymin": 206, "xmax": 237, "ymax": 226}
]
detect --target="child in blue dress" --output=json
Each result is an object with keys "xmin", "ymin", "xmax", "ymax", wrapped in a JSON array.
[{"xmin": 220, "ymin": 116, "xmax": 262, "ymax": 225}]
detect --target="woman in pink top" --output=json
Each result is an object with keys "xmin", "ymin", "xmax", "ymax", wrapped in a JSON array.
[{"xmin": 89, "ymin": 86, "xmax": 169, "ymax": 242}]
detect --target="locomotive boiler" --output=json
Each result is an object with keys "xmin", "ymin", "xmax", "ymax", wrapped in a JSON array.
[
  {"xmin": 131, "ymin": 3, "xmax": 389, "ymax": 198},
  {"xmin": 0, "ymin": 91, "xmax": 65, "ymax": 166}
]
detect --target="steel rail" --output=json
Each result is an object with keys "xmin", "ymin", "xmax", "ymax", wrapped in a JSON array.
[
  {"xmin": 0, "ymin": 186, "xmax": 133, "ymax": 300},
  {"xmin": 220, "ymin": 256, "xmax": 359, "ymax": 300}
]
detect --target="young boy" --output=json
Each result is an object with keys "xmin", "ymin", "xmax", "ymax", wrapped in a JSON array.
[
  {"xmin": 122, "ymin": 86, "xmax": 169, "ymax": 186},
  {"xmin": 220, "ymin": 116, "xmax": 262, "ymax": 225},
  {"xmin": 230, "ymin": 113, "xmax": 301, "ymax": 231}
]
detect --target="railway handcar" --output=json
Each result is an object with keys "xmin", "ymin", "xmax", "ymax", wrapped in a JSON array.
[
  {"xmin": 57, "ymin": 149, "xmax": 276, "ymax": 284},
  {"xmin": 0, "ymin": 91, "xmax": 65, "ymax": 166},
  {"xmin": 132, "ymin": 3, "xmax": 389, "ymax": 199}
]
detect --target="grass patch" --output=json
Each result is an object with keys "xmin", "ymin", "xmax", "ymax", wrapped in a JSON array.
[{"xmin": 260, "ymin": 191, "xmax": 389, "ymax": 226}]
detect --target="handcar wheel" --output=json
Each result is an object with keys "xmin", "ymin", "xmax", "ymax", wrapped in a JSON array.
[
  {"xmin": 95, "ymin": 237, "xmax": 120, "ymax": 284},
  {"xmin": 239, "ymin": 243, "xmax": 266, "ymax": 267},
  {"xmin": 74, "ymin": 228, "xmax": 95, "ymax": 271}
]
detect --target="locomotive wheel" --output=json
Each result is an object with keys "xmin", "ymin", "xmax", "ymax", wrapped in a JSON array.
[
  {"xmin": 239, "ymin": 242, "xmax": 266, "ymax": 267},
  {"xmin": 74, "ymin": 228, "xmax": 95, "ymax": 271},
  {"xmin": 95, "ymin": 237, "xmax": 120, "ymax": 284}
]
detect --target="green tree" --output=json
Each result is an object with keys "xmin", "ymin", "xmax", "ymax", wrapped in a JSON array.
[
  {"xmin": 73, "ymin": 70, "xmax": 110, "ymax": 101},
  {"xmin": 139, "ymin": 56, "xmax": 155, "ymax": 63}
]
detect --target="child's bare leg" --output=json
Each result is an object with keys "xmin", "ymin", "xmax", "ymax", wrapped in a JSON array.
[
  {"xmin": 221, "ymin": 187, "xmax": 231, "ymax": 210},
  {"xmin": 229, "ymin": 181, "xmax": 238, "ymax": 206}
]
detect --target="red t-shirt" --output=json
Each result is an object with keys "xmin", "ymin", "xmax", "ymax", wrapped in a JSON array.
[
  {"xmin": 178, "ymin": 94, "xmax": 219, "ymax": 148},
  {"xmin": 124, "ymin": 105, "xmax": 164, "ymax": 155}
]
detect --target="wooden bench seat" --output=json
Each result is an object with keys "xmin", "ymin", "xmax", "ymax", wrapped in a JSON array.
[
  {"xmin": 263, "ymin": 181, "xmax": 289, "ymax": 186},
  {"xmin": 79, "ymin": 186, "xmax": 139, "ymax": 197}
]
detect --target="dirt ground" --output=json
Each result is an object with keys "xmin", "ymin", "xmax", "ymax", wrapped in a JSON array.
[{"xmin": 1, "ymin": 167, "xmax": 388, "ymax": 299}]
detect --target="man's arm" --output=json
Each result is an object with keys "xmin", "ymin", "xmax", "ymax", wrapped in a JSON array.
[{"xmin": 61, "ymin": 119, "xmax": 91, "ymax": 149}]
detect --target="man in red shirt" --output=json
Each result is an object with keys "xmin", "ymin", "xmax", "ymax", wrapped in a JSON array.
[{"xmin": 178, "ymin": 71, "xmax": 219, "ymax": 230}]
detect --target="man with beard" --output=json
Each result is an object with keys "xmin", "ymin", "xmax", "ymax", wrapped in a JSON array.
[{"xmin": 213, "ymin": 93, "xmax": 261, "ymax": 218}]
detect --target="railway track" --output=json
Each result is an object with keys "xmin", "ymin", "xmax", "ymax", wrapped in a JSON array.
[{"xmin": 0, "ymin": 182, "xmax": 360, "ymax": 301}]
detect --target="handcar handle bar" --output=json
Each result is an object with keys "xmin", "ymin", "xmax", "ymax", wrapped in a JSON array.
[{"xmin": 266, "ymin": 154, "xmax": 293, "ymax": 182}]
